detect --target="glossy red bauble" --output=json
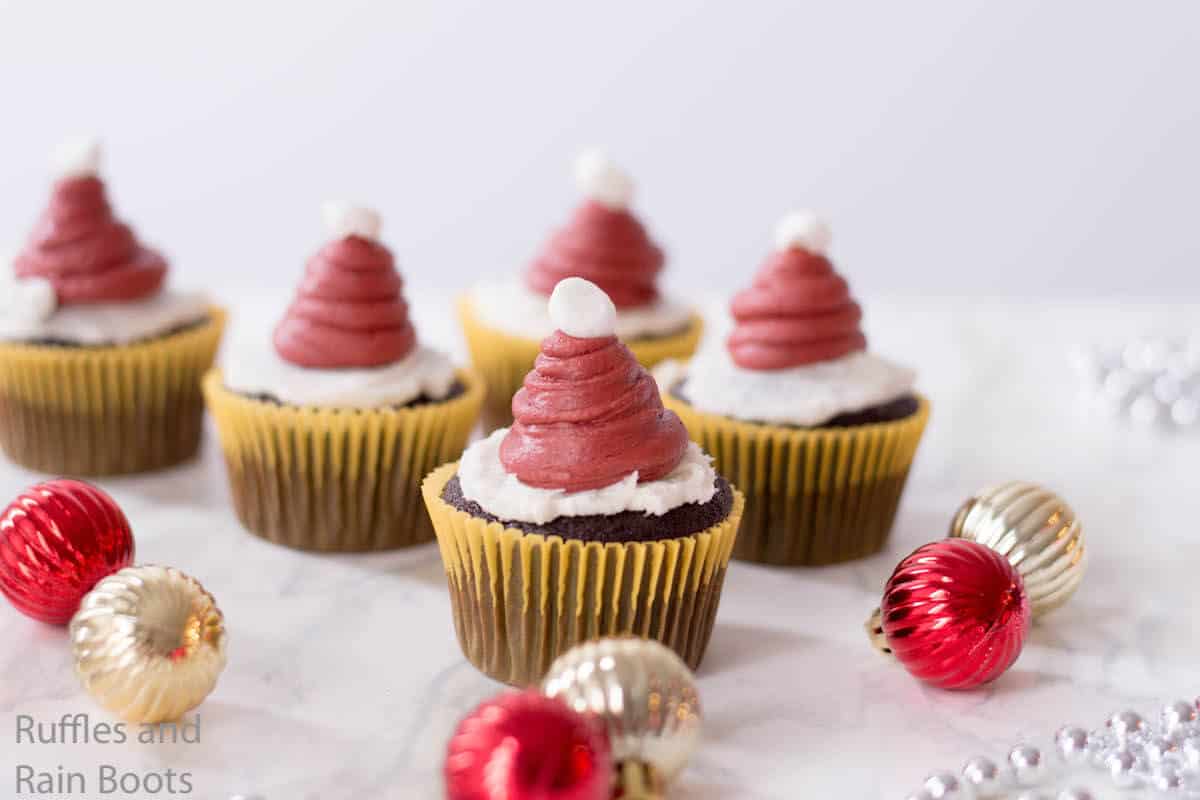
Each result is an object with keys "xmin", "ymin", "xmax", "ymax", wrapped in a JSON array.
[
  {"xmin": 0, "ymin": 480, "xmax": 135, "ymax": 624},
  {"xmin": 881, "ymin": 538, "xmax": 1030, "ymax": 690},
  {"xmin": 445, "ymin": 690, "xmax": 612, "ymax": 800}
]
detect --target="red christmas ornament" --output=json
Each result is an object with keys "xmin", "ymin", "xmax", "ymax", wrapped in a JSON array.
[
  {"xmin": 445, "ymin": 690, "xmax": 612, "ymax": 800},
  {"xmin": 881, "ymin": 538, "xmax": 1030, "ymax": 690},
  {"xmin": 0, "ymin": 480, "xmax": 135, "ymax": 624}
]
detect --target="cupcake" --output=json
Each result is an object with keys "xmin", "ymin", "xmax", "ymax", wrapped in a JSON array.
[
  {"xmin": 459, "ymin": 150, "xmax": 703, "ymax": 430},
  {"xmin": 660, "ymin": 212, "xmax": 929, "ymax": 566},
  {"xmin": 204, "ymin": 203, "xmax": 484, "ymax": 552},
  {"xmin": 424, "ymin": 277, "xmax": 742, "ymax": 686},
  {"xmin": 0, "ymin": 138, "xmax": 225, "ymax": 475}
]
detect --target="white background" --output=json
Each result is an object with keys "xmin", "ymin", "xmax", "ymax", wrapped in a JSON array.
[{"xmin": 2, "ymin": 0, "xmax": 1199, "ymax": 300}]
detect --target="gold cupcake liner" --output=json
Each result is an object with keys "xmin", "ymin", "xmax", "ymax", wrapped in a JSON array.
[
  {"xmin": 0, "ymin": 309, "xmax": 227, "ymax": 476},
  {"xmin": 457, "ymin": 295, "xmax": 704, "ymax": 431},
  {"xmin": 663, "ymin": 389, "xmax": 930, "ymax": 566},
  {"xmin": 422, "ymin": 462, "xmax": 744, "ymax": 686},
  {"xmin": 204, "ymin": 368, "xmax": 484, "ymax": 552}
]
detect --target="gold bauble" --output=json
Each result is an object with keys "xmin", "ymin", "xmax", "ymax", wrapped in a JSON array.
[
  {"xmin": 70, "ymin": 565, "xmax": 227, "ymax": 723},
  {"xmin": 542, "ymin": 638, "xmax": 701, "ymax": 799},
  {"xmin": 949, "ymin": 481, "xmax": 1085, "ymax": 618}
]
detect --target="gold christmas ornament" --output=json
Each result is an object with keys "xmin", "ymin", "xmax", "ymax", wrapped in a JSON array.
[
  {"xmin": 542, "ymin": 638, "xmax": 701, "ymax": 800},
  {"xmin": 70, "ymin": 565, "xmax": 227, "ymax": 723},
  {"xmin": 864, "ymin": 607, "xmax": 892, "ymax": 657},
  {"xmin": 949, "ymin": 481, "xmax": 1085, "ymax": 618}
]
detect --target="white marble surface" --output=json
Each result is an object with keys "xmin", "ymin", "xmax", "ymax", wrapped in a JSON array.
[{"xmin": 3, "ymin": 293, "xmax": 1200, "ymax": 799}]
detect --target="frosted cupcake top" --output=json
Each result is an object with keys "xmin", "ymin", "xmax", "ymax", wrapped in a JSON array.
[
  {"xmin": 221, "ymin": 204, "xmax": 457, "ymax": 408},
  {"xmin": 0, "ymin": 138, "xmax": 209, "ymax": 344},
  {"xmin": 272, "ymin": 203, "xmax": 417, "ymax": 368},
  {"xmin": 669, "ymin": 212, "xmax": 915, "ymax": 427},
  {"xmin": 466, "ymin": 151, "xmax": 692, "ymax": 340},
  {"xmin": 458, "ymin": 278, "xmax": 716, "ymax": 524}
]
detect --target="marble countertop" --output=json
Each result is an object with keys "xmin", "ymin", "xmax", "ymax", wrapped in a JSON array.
[{"xmin": 2, "ymin": 294, "xmax": 1200, "ymax": 799}]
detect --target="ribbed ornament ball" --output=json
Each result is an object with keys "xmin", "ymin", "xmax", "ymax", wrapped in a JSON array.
[
  {"xmin": 950, "ymin": 481, "xmax": 1085, "ymax": 618},
  {"xmin": 70, "ymin": 565, "xmax": 226, "ymax": 723},
  {"xmin": 0, "ymin": 479, "xmax": 134, "ymax": 624},
  {"xmin": 542, "ymin": 637, "xmax": 701, "ymax": 786},
  {"xmin": 881, "ymin": 539, "xmax": 1030, "ymax": 689},
  {"xmin": 444, "ymin": 690, "xmax": 612, "ymax": 800}
]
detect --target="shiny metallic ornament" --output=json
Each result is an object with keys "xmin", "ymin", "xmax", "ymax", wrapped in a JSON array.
[
  {"xmin": 1105, "ymin": 748, "xmax": 1141, "ymax": 788},
  {"xmin": 880, "ymin": 540, "xmax": 1030, "ymax": 690},
  {"xmin": 70, "ymin": 565, "xmax": 227, "ymax": 723},
  {"xmin": 1151, "ymin": 763, "xmax": 1183, "ymax": 791},
  {"xmin": 1162, "ymin": 699, "xmax": 1198, "ymax": 734},
  {"xmin": 1056, "ymin": 789, "xmax": 1095, "ymax": 800},
  {"xmin": 1008, "ymin": 744, "xmax": 1045, "ymax": 786},
  {"xmin": 444, "ymin": 690, "xmax": 611, "ymax": 800},
  {"xmin": 1141, "ymin": 734, "xmax": 1175, "ymax": 763},
  {"xmin": 864, "ymin": 607, "xmax": 892, "ymax": 656},
  {"xmin": 1055, "ymin": 726, "xmax": 1089, "ymax": 763},
  {"xmin": 922, "ymin": 771, "xmax": 961, "ymax": 798},
  {"xmin": 0, "ymin": 480, "xmax": 135, "ymax": 624},
  {"xmin": 1107, "ymin": 710, "xmax": 1147, "ymax": 743},
  {"xmin": 960, "ymin": 755, "xmax": 1002, "ymax": 795},
  {"xmin": 542, "ymin": 638, "xmax": 700, "ymax": 799},
  {"xmin": 950, "ymin": 481, "xmax": 1085, "ymax": 618}
]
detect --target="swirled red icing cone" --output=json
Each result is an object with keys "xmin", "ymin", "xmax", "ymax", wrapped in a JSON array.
[
  {"xmin": 14, "ymin": 139, "xmax": 166, "ymax": 304},
  {"xmin": 524, "ymin": 151, "xmax": 664, "ymax": 309},
  {"xmin": 499, "ymin": 278, "xmax": 688, "ymax": 492},
  {"xmin": 273, "ymin": 204, "xmax": 417, "ymax": 368},
  {"xmin": 727, "ymin": 212, "xmax": 866, "ymax": 370}
]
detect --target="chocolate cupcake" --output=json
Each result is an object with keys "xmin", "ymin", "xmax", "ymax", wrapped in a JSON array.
[
  {"xmin": 204, "ymin": 204, "xmax": 484, "ymax": 551},
  {"xmin": 0, "ymin": 138, "xmax": 225, "ymax": 475},
  {"xmin": 425, "ymin": 278, "xmax": 742, "ymax": 686},
  {"xmin": 660, "ymin": 212, "xmax": 930, "ymax": 566},
  {"xmin": 459, "ymin": 150, "xmax": 703, "ymax": 431}
]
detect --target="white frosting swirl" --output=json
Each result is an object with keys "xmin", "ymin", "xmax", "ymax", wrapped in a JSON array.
[
  {"xmin": 458, "ymin": 430, "xmax": 717, "ymax": 525},
  {"xmin": 1, "ymin": 276, "xmax": 57, "ymax": 326},
  {"xmin": 0, "ymin": 289, "xmax": 211, "ymax": 345},
  {"xmin": 222, "ymin": 344, "xmax": 458, "ymax": 408},
  {"xmin": 669, "ymin": 345, "xmax": 916, "ymax": 427},
  {"xmin": 468, "ymin": 278, "xmax": 692, "ymax": 341}
]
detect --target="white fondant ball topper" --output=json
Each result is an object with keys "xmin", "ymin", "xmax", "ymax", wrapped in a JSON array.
[
  {"xmin": 52, "ymin": 136, "xmax": 102, "ymax": 180},
  {"xmin": 2, "ymin": 276, "xmax": 58, "ymax": 324},
  {"xmin": 574, "ymin": 149, "xmax": 633, "ymax": 210},
  {"xmin": 549, "ymin": 277, "xmax": 617, "ymax": 339},
  {"xmin": 322, "ymin": 202, "xmax": 381, "ymax": 242},
  {"xmin": 774, "ymin": 211, "xmax": 832, "ymax": 255}
]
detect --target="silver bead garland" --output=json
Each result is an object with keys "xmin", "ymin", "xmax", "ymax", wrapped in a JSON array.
[{"xmin": 911, "ymin": 698, "xmax": 1200, "ymax": 797}]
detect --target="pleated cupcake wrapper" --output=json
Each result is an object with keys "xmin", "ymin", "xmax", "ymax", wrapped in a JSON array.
[
  {"xmin": 457, "ymin": 295, "xmax": 704, "ymax": 431},
  {"xmin": 0, "ymin": 308, "xmax": 227, "ymax": 476},
  {"xmin": 663, "ymin": 390, "xmax": 930, "ymax": 566},
  {"xmin": 203, "ymin": 368, "xmax": 485, "ymax": 552},
  {"xmin": 422, "ymin": 462, "xmax": 744, "ymax": 687}
]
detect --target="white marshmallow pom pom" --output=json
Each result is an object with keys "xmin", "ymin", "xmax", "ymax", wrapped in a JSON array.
[
  {"xmin": 322, "ymin": 202, "xmax": 382, "ymax": 242},
  {"xmin": 52, "ymin": 136, "xmax": 102, "ymax": 180},
  {"xmin": 548, "ymin": 277, "xmax": 617, "ymax": 339},
  {"xmin": 574, "ymin": 149, "xmax": 633, "ymax": 210},
  {"xmin": 774, "ymin": 210, "xmax": 833, "ymax": 254}
]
